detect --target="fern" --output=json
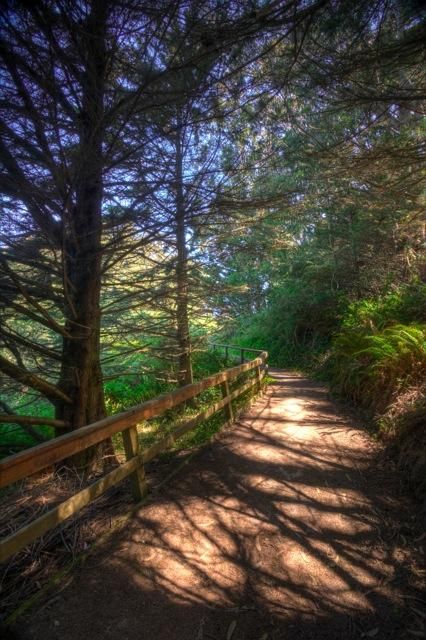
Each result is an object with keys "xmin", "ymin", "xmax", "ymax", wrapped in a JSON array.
[{"xmin": 327, "ymin": 323, "xmax": 426, "ymax": 412}]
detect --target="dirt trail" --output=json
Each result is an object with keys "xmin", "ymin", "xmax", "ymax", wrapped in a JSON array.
[{"xmin": 24, "ymin": 371, "xmax": 424, "ymax": 640}]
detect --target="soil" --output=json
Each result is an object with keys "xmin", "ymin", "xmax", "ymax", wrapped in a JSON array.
[{"xmin": 10, "ymin": 371, "xmax": 426, "ymax": 639}]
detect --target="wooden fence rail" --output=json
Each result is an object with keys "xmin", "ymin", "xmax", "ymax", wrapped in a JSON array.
[
  {"xmin": 0, "ymin": 348, "xmax": 268, "ymax": 563},
  {"xmin": 211, "ymin": 343, "xmax": 266, "ymax": 365}
]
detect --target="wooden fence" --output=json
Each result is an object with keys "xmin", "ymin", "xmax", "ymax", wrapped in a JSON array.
[
  {"xmin": 0, "ymin": 348, "xmax": 268, "ymax": 563},
  {"xmin": 211, "ymin": 343, "xmax": 267, "ymax": 365}
]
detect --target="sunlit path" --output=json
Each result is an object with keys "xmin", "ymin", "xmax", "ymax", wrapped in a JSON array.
[{"xmin": 25, "ymin": 372, "xmax": 420, "ymax": 640}]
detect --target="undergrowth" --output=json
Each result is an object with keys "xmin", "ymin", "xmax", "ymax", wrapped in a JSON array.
[
  {"xmin": 323, "ymin": 317, "xmax": 426, "ymax": 500},
  {"xmin": 112, "ymin": 352, "xmax": 262, "ymax": 460},
  {"xmin": 0, "ymin": 349, "xmax": 261, "ymax": 466},
  {"xmin": 226, "ymin": 283, "xmax": 426, "ymax": 500},
  {"xmin": 323, "ymin": 323, "xmax": 426, "ymax": 415}
]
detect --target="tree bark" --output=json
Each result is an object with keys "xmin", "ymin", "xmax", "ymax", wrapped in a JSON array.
[
  {"xmin": 55, "ymin": 0, "xmax": 112, "ymax": 469},
  {"xmin": 174, "ymin": 129, "xmax": 193, "ymax": 387}
]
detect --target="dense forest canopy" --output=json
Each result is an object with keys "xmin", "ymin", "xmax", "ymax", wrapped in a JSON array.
[{"xmin": 0, "ymin": 0, "xmax": 424, "ymax": 473}]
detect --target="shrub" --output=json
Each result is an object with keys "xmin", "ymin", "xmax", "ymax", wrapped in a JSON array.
[
  {"xmin": 104, "ymin": 376, "xmax": 172, "ymax": 414},
  {"xmin": 326, "ymin": 324, "xmax": 426, "ymax": 413},
  {"xmin": 342, "ymin": 283, "xmax": 426, "ymax": 330}
]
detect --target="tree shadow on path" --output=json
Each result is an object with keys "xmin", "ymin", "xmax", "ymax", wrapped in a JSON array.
[{"xmin": 24, "ymin": 371, "xmax": 425, "ymax": 640}]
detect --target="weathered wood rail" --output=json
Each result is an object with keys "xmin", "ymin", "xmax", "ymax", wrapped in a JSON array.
[
  {"xmin": 0, "ymin": 348, "xmax": 267, "ymax": 563},
  {"xmin": 211, "ymin": 343, "xmax": 265, "ymax": 365}
]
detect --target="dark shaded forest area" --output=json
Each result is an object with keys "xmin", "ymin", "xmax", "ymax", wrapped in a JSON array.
[
  {"xmin": 0, "ymin": 0, "xmax": 425, "ymax": 635},
  {"xmin": 1, "ymin": 0, "xmax": 424, "ymax": 486}
]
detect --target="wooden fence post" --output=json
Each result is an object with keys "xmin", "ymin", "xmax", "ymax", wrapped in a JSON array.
[
  {"xmin": 221, "ymin": 380, "xmax": 234, "ymax": 423},
  {"xmin": 0, "ymin": 348, "xmax": 269, "ymax": 562},
  {"xmin": 240, "ymin": 349, "xmax": 245, "ymax": 364},
  {"xmin": 255, "ymin": 365, "xmax": 262, "ymax": 395},
  {"xmin": 122, "ymin": 426, "xmax": 147, "ymax": 501}
]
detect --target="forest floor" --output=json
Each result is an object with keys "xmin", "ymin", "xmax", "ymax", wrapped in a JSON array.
[{"xmin": 14, "ymin": 371, "xmax": 426, "ymax": 640}]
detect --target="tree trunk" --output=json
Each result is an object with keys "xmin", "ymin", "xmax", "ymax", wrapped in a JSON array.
[
  {"xmin": 174, "ymin": 130, "xmax": 193, "ymax": 387},
  {"xmin": 55, "ymin": 0, "xmax": 113, "ymax": 470}
]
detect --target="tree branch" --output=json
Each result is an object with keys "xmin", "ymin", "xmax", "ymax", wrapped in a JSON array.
[{"xmin": 0, "ymin": 354, "xmax": 72, "ymax": 404}]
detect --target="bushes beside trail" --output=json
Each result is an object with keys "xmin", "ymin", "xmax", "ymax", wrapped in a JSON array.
[
  {"xmin": 226, "ymin": 284, "xmax": 426, "ymax": 501},
  {"xmin": 325, "ymin": 324, "xmax": 425, "ymax": 414},
  {"xmin": 323, "ymin": 319, "xmax": 426, "ymax": 500}
]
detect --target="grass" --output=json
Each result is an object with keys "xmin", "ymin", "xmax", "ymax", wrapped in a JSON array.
[{"xmin": 0, "ymin": 393, "xmax": 57, "ymax": 456}]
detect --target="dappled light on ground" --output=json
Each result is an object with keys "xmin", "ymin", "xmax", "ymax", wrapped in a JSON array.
[{"xmin": 26, "ymin": 372, "xmax": 423, "ymax": 640}]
